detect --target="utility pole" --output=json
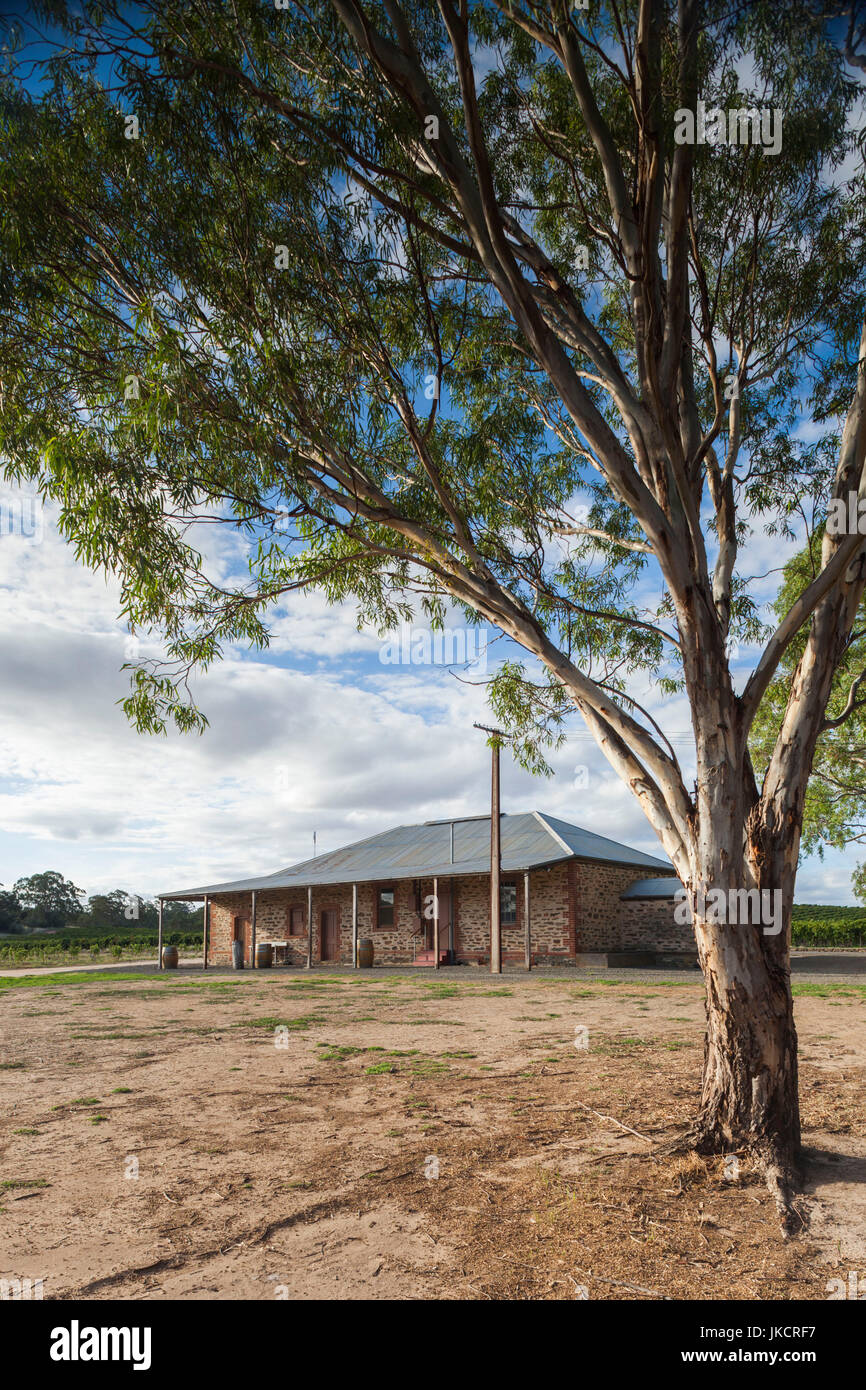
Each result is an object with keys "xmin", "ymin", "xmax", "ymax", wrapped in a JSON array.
[{"xmin": 474, "ymin": 722, "xmax": 505, "ymax": 974}]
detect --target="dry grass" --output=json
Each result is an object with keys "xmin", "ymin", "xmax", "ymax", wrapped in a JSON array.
[{"xmin": 0, "ymin": 967, "xmax": 863, "ymax": 1299}]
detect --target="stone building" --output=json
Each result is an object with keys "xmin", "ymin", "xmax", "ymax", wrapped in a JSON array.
[{"xmin": 162, "ymin": 811, "xmax": 694, "ymax": 968}]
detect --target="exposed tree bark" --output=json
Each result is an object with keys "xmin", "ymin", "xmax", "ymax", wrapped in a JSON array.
[{"xmin": 695, "ymin": 908, "xmax": 801, "ymax": 1221}]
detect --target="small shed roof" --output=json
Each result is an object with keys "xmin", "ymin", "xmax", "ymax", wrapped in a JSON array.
[{"xmin": 161, "ymin": 811, "xmax": 672, "ymax": 900}]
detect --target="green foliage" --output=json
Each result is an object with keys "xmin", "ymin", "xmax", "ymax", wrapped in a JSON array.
[
  {"xmin": 0, "ymin": 871, "xmax": 202, "ymax": 948},
  {"xmin": 0, "ymin": 0, "xmax": 860, "ymax": 769},
  {"xmin": 0, "ymin": 890, "xmax": 24, "ymax": 934},
  {"xmin": 0, "ymin": 918, "xmax": 202, "ymax": 965},
  {"xmin": 751, "ymin": 536, "xmax": 866, "ymax": 895},
  {"xmin": 12, "ymin": 872, "xmax": 84, "ymax": 931},
  {"xmin": 791, "ymin": 903, "xmax": 866, "ymax": 946},
  {"xmin": 80, "ymin": 891, "xmax": 138, "ymax": 929}
]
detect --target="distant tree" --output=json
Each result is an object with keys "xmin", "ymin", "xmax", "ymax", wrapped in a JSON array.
[
  {"xmin": 0, "ymin": 888, "xmax": 24, "ymax": 934},
  {"xmin": 81, "ymin": 889, "xmax": 139, "ymax": 928},
  {"xmin": 13, "ymin": 872, "xmax": 84, "ymax": 931},
  {"xmin": 162, "ymin": 901, "xmax": 204, "ymax": 932},
  {"xmin": 72, "ymin": 893, "xmax": 203, "ymax": 932},
  {"xmin": 137, "ymin": 899, "xmax": 159, "ymax": 930}
]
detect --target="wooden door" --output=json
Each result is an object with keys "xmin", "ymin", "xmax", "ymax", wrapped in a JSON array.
[
  {"xmin": 440, "ymin": 883, "xmax": 453, "ymax": 959},
  {"xmin": 320, "ymin": 909, "xmax": 340, "ymax": 961},
  {"xmin": 426, "ymin": 883, "xmax": 451, "ymax": 959},
  {"xmin": 233, "ymin": 916, "xmax": 251, "ymax": 965}
]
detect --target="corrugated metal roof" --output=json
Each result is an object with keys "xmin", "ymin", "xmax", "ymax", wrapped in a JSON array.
[
  {"xmin": 620, "ymin": 876, "xmax": 683, "ymax": 900},
  {"xmin": 161, "ymin": 811, "xmax": 672, "ymax": 900}
]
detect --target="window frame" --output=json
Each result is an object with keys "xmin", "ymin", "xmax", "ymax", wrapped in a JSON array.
[
  {"xmin": 375, "ymin": 883, "xmax": 396, "ymax": 930},
  {"xmin": 500, "ymin": 881, "xmax": 518, "ymax": 927}
]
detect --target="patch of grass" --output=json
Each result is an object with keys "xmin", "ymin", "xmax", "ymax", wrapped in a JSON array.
[
  {"xmin": 70, "ymin": 1031, "xmax": 154, "ymax": 1040},
  {"xmin": 90, "ymin": 1115, "xmax": 109, "ymax": 1124},
  {"xmin": 70, "ymin": 1097, "xmax": 101, "ymax": 1107},
  {"xmin": 0, "ymin": 1061, "xmax": 26, "ymax": 1070},
  {"xmin": 592, "ymin": 1036, "xmax": 653, "ymax": 1057},
  {"xmin": 240, "ymin": 1015, "xmax": 323, "ymax": 1031},
  {"xmin": 1, "ymin": 1178, "xmax": 49, "ymax": 1189},
  {"xmin": 12, "ymin": 1128, "xmax": 39, "ymax": 1135},
  {"xmin": 111, "ymin": 1087, "xmax": 133, "ymax": 1094},
  {"xmin": 0, "ymin": 971, "xmax": 152, "ymax": 991},
  {"xmin": 316, "ymin": 1044, "xmax": 365, "ymax": 1061},
  {"xmin": 398, "ymin": 1018, "xmax": 463, "ymax": 1026},
  {"xmin": 792, "ymin": 981, "xmax": 866, "ymax": 999},
  {"xmin": 283, "ymin": 978, "xmax": 344, "ymax": 990}
]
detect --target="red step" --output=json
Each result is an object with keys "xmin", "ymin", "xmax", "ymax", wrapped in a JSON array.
[{"xmin": 411, "ymin": 949, "xmax": 449, "ymax": 966}]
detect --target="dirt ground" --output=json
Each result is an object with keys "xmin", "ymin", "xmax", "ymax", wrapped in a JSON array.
[{"xmin": 1, "ymin": 964, "xmax": 864, "ymax": 1301}]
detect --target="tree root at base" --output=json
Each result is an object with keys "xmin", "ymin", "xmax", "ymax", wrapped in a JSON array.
[{"xmin": 653, "ymin": 1124, "xmax": 807, "ymax": 1236}]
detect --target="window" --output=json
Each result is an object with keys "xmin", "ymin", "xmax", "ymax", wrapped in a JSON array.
[
  {"xmin": 500, "ymin": 883, "xmax": 517, "ymax": 926},
  {"xmin": 288, "ymin": 906, "xmax": 305, "ymax": 936},
  {"xmin": 376, "ymin": 886, "xmax": 395, "ymax": 928}
]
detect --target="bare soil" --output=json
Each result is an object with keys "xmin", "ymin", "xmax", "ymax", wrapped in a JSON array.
[{"xmin": 1, "ymin": 965, "xmax": 864, "ymax": 1300}]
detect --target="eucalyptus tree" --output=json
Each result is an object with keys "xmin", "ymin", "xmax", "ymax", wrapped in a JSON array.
[
  {"xmin": 12, "ymin": 871, "xmax": 84, "ymax": 930},
  {"xmin": 1, "ymin": 0, "xmax": 865, "ymax": 1217},
  {"xmin": 752, "ymin": 536, "xmax": 866, "ymax": 899}
]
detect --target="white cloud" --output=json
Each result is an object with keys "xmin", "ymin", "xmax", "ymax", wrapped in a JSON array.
[{"xmin": 0, "ymin": 505, "xmax": 859, "ymax": 906}]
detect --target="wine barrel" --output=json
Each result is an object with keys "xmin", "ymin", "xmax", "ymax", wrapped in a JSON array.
[
  {"xmin": 256, "ymin": 941, "xmax": 273, "ymax": 969},
  {"xmin": 357, "ymin": 937, "xmax": 374, "ymax": 969},
  {"xmin": 162, "ymin": 944, "xmax": 179, "ymax": 970}
]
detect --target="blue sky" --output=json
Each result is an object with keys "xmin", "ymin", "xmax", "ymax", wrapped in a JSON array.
[{"xmin": 0, "ymin": 483, "xmax": 860, "ymax": 905}]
